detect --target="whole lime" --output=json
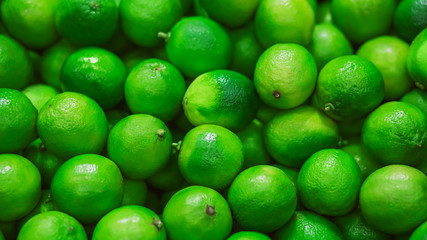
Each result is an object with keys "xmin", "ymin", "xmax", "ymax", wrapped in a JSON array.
[
  {"xmin": 394, "ymin": 0, "xmax": 427, "ymax": 43},
  {"xmin": 407, "ymin": 28, "xmax": 427, "ymax": 89},
  {"xmin": 22, "ymin": 84, "xmax": 58, "ymax": 112}
]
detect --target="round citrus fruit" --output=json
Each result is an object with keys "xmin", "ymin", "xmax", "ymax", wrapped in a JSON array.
[
  {"xmin": 401, "ymin": 89, "xmax": 427, "ymax": 116},
  {"xmin": 407, "ymin": 28, "xmax": 427, "ymax": 89},
  {"xmin": 409, "ymin": 220, "xmax": 427, "ymax": 240},
  {"xmin": 22, "ymin": 84, "xmax": 58, "ymax": 112},
  {"xmin": 394, "ymin": 0, "xmax": 427, "ymax": 43}
]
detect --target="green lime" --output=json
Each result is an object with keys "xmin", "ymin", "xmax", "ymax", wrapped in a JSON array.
[
  {"xmin": 228, "ymin": 165, "xmax": 296, "ymax": 233},
  {"xmin": 183, "ymin": 70, "xmax": 258, "ymax": 130},
  {"xmin": 51, "ymin": 154, "xmax": 123, "ymax": 223},
  {"xmin": 37, "ymin": 92, "xmax": 109, "ymax": 160},
  {"xmin": 264, "ymin": 105, "xmax": 339, "ymax": 167},
  {"xmin": 0, "ymin": 35, "xmax": 32, "ymax": 90},
  {"xmin": 121, "ymin": 48, "xmax": 150, "ymax": 72},
  {"xmin": 409, "ymin": 221, "xmax": 427, "ymax": 240},
  {"xmin": 178, "ymin": 124, "xmax": 243, "ymax": 190},
  {"xmin": 0, "ymin": 89, "xmax": 37, "ymax": 153},
  {"xmin": 254, "ymin": 0, "xmax": 315, "ymax": 48},
  {"xmin": 333, "ymin": 210, "xmax": 390, "ymax": 240},
  {"xmin": 331, "ymin": 0, "xmax": 395, "ymax": 45},
  {"xmin": 40, "ymin": 40, "xmax": 75, "ymax": 90},
  {"xmin": 125, "ymin": 58, "xmax": 186, "ymax": 122},
  {"xmin": 107, "ymin": 114, "xmax": 172, "ymax": 180},
  {"xmin": 165, "ymin": 16, "xmax": 232, "ymax": 78},
  {"xmin": 298, "ymin": 149, "xmax": 362, "ymax": 216},
  {"xmin": 55, "ymin": 0, "xmax": 118, "ymax": 46},
  {"xmin": 163, "ymin": 186, "xmax": 232, "ymax": 240},
  {"xmin": 401, "ymin": 89, "xmax": 427, "ymax": 116},
  {"xmin": 394, "ymin": 0, "xmax": 427, "ymax": 43},
  {"xmin": 359, "ymin": 165, "xmax": 427, "ymax": 234},
  {"xmin": 199, "ymin": 0, "xmax": 260, "ymax": 28},
  {"xmin": 0, "ymin": 0, "xmax": 59, "ymax": 49},
  {"xmin": 22, "ymin": 84, "xmax": 58, "ymax": 112},
  {"xmin": 23, "ymin": 138, "xmax": 63, "ymax": 188},
  {"xmin": 0, "ymin": 222, "xmax": 16, "ymax": 240},
  {"xmin": 407, "ymin": 28, "xmax": 427, "ymax": 89},
  {"xmin": 272, "ymin": 164, "xmax": 303, "ymax": 210},
  {"xmin": 105, "ymin": 109, "xmax": 129, "ymax": 131},
  {"xmin": 61, "ymin": 47, "xmax": 127, "ymax": 109},
  {"xmin": 275, "ymin": 211, "xmax": 343, "ymax": 240},
  {"xmin": 147, "ymin": 148, "xmax": 184, "ymax": 190},
  {"xmin": 17, "ymin": 211, "xmax": 87, "ymax": 240},
  {"xmin": 120, "ymin": 0, "xmax": 182, "ymax": 47},
  {"xmin": 340, "ymin": 138, "xmax": 382, "ymax": 181},
  {"xmin": 0, "ymin": 154, "xmax": 41, "ymax": 222},
  {"xmin": 227, "ymin": 231, "xmax": 271, "ymax": 240},
  {"xmin": 229, "ymin": 22, "xmax": 264, "ymax": 78},
  {"xmin": 254, "ymin": 43, "xmax": 317, "ymax": 109},
  {"xmin": 337, "ymin": 118, "xmax": 365, "ymax": 138},
  {"xmin": 236, "ymin": 119, "xmax": 271, "ymax": 169},
  {"xmin": 17, "ymin": 190, "xmax": 57, "ymax": 229},
  {"xmin": 315, "ymin": 55, "xmax": 385, "ymax": 121},
  {"xmin": 307, "ymin": 23, "xmax": 353, "ymax": 70},
  {"xmin": 316, "ymin": 1, "xmax": 333, "ymax": 24},
  {"xmin": 357, "ymin": 36, "xmax": 413, "ymax": 100},
  {"xmin": 92, "ymin": 205, "xmax": 165, "ymax": 240},
  {"xmin": 362, "ymin": 101, "xmax": 427, "ymax": 166},
  {"xmin": 121, "ymin": 178, "xmax": 148, "ymax": 206}
]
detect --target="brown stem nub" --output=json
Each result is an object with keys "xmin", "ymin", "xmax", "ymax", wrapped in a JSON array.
[
  {"xmin": 205, "ymin": 205, "xmax": 216, "ymax": 216},
  {"xmin": 153, "ymin": 218, "xmax": 163, "ymax": 231},
  {"xmin": 273, "ymin": 90, "xmax": 281, "ymax": 99}
]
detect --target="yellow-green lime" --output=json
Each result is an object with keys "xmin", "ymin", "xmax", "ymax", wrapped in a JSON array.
[
  {"xmin": 254, "ymin": 43, "xmax": 317, "ymax": 109},
  {"xmin": 359, "ymin": 165, "xmax": 427, "ymax": 234},
  {"xmin": 401, "ymin": 89, "xmax": 427, "ymax": 116},
  {"xmin": 37, "ymin": 92, "xmax": 109, "ymax": 160},
  {"xmin": 298, "ymin": 149, "xmax": 362, "ymax": 216},
  {"xmin": 227, "ymin": 231, "xmax": 271, "ymax": 240},
  {"xmin": 264, "ymin": 105, "xmax": 339, "ymax": 167},
  {"xmin": 357, "ymin": 36, "xmax": 413, "ymax": 100},
  {"xmin": 121, "ymin": 178, "xmax": 148, "ymax": 206},
  {"xmin": 22, "ymin": 84, "xmax": 58, "ymax": 112},
  {"xmin": 407, "ymin": 28, "xmax": 427, "ymax": 89},
  {"xmin": 163, "ymin": 186, "xmax": 233, "ymax": 240},
  {"xmin": 394, "ymin": 0, "xmax": 427, "ymax": 43}
]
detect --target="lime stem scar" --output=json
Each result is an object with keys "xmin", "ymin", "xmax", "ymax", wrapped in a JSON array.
[{"xmin": 206, "ymin": 205, "xmax": 216, "ymax": 216}]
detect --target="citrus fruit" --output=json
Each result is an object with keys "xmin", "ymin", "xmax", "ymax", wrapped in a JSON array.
[
  {"xmin": 228, "ymin": 165, "xmax": 296, "ymax": 233},
  {"xmin": 163, "ymin": 186, "xmax": 233, "ymax": 240},
  {"xmin": 227, "ymin": 231, "xmax": 271, "ymax": 240},
  {"xmin": 178, "ymin": 124, "xmax": 243, "ymax": 190},
  {"xmin": 55, "ymin": 0, "xmax": 118, "ymax": 46},
  {"xmin": 254, "ymin": 43, "xmax": 317, "ymax": 109},
  {"xmin": 275, "ymin": 211, "xmax": 342, "ymax": 240},
  {"xmin": 0, "ymin": 35, "xmax": 32, "ymax": 90},
  {"xmin": 254, "ymin": 0, "xmax": 315, "ymax": 48},
  {"xmin": 92, "ymin": 205, "xmax": 166, "ymax": 240},
  {"xmin": 125, "ymin": 58, "xmax": 186, "ymax": 122},
  {"xmin": 0, "ymin": 89, "xmax": 37, "ymax": 153},
  {"xmin": 120, "ymin": 0, "xmax": 182, "ymax": 47},
  {"xmin": 298, "ymin": 149, "xmax": 362, "ymax": 216},
  {"xmin": 315, "ymin": 55, "xmax": 385, "ymax": 121},
  {"xmin": 401, "ymin": 89, "xmax": 427, "ymax": 116},
  {"xmin": 0, "ymin": 0, "xmax": 59, "ymax": 49},
  {"xmin": 17, "ymin": 190, "xmax": 57, "ymax": 229},
  {"xmin": 61, "ymin": 47, "xmax": 127, "ymax": 109},
  {"xmin": 362, "ymin": 101, "xmax": 427, "ymax": 166},
  {"xmin": 199, "ymin": 0, "xmax": 260, "ymax": 28},
  {"xmin": 316, "ymin": 1, "xmax": 333, "ymax": 24},
  {"xmin": 183, "ymin": 70, "xmax": 258, "ymax": 130},
  {"xmin": 22, "ymin": 84, "xmax": 58, "ymax": 112},
  {"xmin": 331, "ymin": 0, "xmax": 396, "ymax": 45},
  {"xmin": 121, "ymin": 178, "xmax": 148, "ymax": 206},
  {"xmin": 333, "ymin": 210, "xmax": 390, "ymax": 240},
  {"xmin": 264, "ymin": 105, "xmax": 339, "ymax": 167},
  {"xmin": 359, "ymin": 165, "xmax": 427, "ymax": 234},
  {"xmin": 0, "ymin": 154, "xmax": 41, "ymax": 222},
  {"xmin": 272, "ymin": 164, "xmax": 303, "ymax": 209},
  {"xmin": 147, "ymin": 147, "xmax": 184, "ymax": 190},
  {"xmin": 340, "ymin": 138, "xmax": 382, "ymax": 181},
  {"xmin": 394, "ymin": 0, "xmax": 427, "ymax": 43},
  {"xmin": 40, "ymin": 40, "xmax": 75, "ymax": 90},
  {"xmin": 165, "ymin": 16, "xmax": 232, "ymax": 78},
  {"xmin": 107, "ymin": 114, "xmax": 172, "ymax": 180},
  {"xmin": 23, "ymin": 139, "xmax": 63, "ymax": 188},
  {"xmin": 357, "ymin": 36, "xmax": 413, "ymax": 100},
  {"xmin": 37, "ymin": 92, "xmax": 109, "ymax": 160},
  {"xmin": 17, "ymin": 211, "xmax": 87, "ymax": 240},
  {"xmin": 237, "ymin": 119, "xmax": 271, "ymax": 169},
  {"xmin": 105, "ymin": 109, "xmax": 129, "ymax": 131},
  {"xmin": 407, "ymin": 28, "xmax": 427, "ymax": 89},
  {"xmin": 229, "ymin": 23, "xmax": 264, "ymax": 78},
  {"xmin": 51, "ymin": 154, "xmax": 123, "ymax": 223},
  {"xmin": 307, "ymin": 23, "xmax": 353, "ymax": 70},
  {"xmin": 409, "ymin": 221, "xmax": 427, "ymax": 240}
]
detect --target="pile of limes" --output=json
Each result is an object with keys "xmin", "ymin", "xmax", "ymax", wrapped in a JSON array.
[{"xmin": 0, "ymin": 0, "xmax": 426, "ymax": 239}]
